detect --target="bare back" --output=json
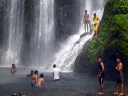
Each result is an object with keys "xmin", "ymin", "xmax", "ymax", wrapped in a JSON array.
[
  {"xmin": 31, "ymin": 74, "xmax": 37, "ymax": 83},
  {"xmin": 36, "ymin": 78, "xmax": 43, "ymax": 87}
]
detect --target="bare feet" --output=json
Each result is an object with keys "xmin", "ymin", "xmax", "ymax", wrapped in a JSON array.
[
  {"xmin": 119, "ymin": 93, "xmax": 124, "ymax": 96},
  {"xmin": 113, "ymin": 92, "xmax": 118, "ymax": 95},
  {"xmin": 97, "ymin": 92, "xmax": 104, "ymax": 95},
  {"xmin": 94, "ymin": 36, "xmax": 97, "ymax": 38}
]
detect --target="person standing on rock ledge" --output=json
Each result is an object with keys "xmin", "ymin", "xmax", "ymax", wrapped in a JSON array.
[
  {"xmin": 97, "ymin": 56, "xmax": 105, "ymax": 95},
  {"xmin": 93, "ymin": 13, "xmax": 100, "ymax": 38},
  {"xmin": 114, "ymin": 58, "xmax": 124, "ymax": 96},
  {"xmin": 83, "ymin": 10, "xmax": 92, "ymax": 33}
]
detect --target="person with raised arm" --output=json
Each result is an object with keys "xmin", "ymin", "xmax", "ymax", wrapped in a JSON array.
[{"xmin": 10, "ymin": 64, "xmax": 16, "ymax": 75}]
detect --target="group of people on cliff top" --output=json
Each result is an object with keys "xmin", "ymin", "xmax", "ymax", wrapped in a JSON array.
[{"xmin": 83, "ymin": 10, "xmax": 100, "ymax": 38}]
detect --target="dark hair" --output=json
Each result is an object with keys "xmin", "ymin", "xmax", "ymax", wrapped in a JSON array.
[
  {"xmin": 35, "ymin": 70, "xmax": 38, "ymax": 74},
  {"xmin": 12, "ymin": 64, "xmax": 15, "ymax": 66},
  {"xmin": 94, "ymin": 13, "xmax": 96, "ymax": 16},
  {"xmin": 53, "ymin": 64, "xmax": 56, "ymax": 68},
  {"xmin": 12, "ymin": 64, "xmax": 15, "ymax": 68},
  {"xmin": 97, "ymin": 56, "xmax": 101, "ymax": 59},
  {"xmin": 40, "ymin": 74, "xmax": 44, "ymax": 78},
  {"xmin": 85, "ymin": 10, "xmax": 87, "ymax": 12},
  {"xmin": 117, "ymin": 57, "xmax": 121, "ymax": 60},
  {"xmin": 31, "ymin": 70, "xmax": 34, "ymax": 73}
]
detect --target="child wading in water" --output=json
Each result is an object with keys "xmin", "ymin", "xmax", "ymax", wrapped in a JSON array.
[{"xmin": 36, "ymin": 74, "xmax": 47, "ymax": 88}]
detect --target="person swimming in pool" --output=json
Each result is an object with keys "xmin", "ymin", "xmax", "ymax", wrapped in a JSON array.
[
  {"xmin": 83, "ymin": 10, "xmax": 92, "ymax": 33},
  {"xmin": 52, "ymin": 64, "xmax": 62, "ymax": 81},
  {"xmin": 26, "ymin": 70, "xmax": 34, "ymax": 77},
  {"xmin": 10, "ymin": 64, "xmax": 16, "ymax": 75},
  {"xmin": 31, "ymin": 70, "xmax": 38, "ymax": 87},
  {"xmin": 36, "ymin": 74, "xmax": 47, "ymax": 88}
]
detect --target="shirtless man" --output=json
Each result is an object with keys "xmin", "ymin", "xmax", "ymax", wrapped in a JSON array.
[
  {"xmin": 83, "ymin": 10, "xmax": 92, "ymax": 33},
  {"xmin": 114, "ymin": 58, "xmax": 124, "ymax": 96},
  {"xmin": 36, "ymin": 74, "xmax": 47, "ymax": 88},
  {"xmin": 97, "ymin": 57, "xmax": 105, "ymax": 95},
  {"xmin": 10, "ymin": 64, "xmax": 16, "ymax": 75},
  {"xmin": 31, "ymin": 70, "xmax": 38, "ymax": 87}
]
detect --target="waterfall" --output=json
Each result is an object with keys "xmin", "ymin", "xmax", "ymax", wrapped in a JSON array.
[
  {"xmin": 0, "ymin": 0, "xmax": 55, "ymax": 67},
  {"xmin": 0, "ymin": 0, "xmax": 106, "ymax": 71},
  {"xmin": 51, "ymin": 0, "xmax": 107, "ymax": 72},
  {"xmin": 29, "ymin": 0, "xmax": 55, "ymax": 67},
  {"xmin": 1, "ymin": 0, "xmax": 24, "ymax": 66}
]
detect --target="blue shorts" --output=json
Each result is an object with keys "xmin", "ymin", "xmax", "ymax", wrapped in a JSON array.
[
  {"xmin": 31, "ymin": 82, "xmax": 36, "ymax": 86},
  {"xmin": 53, "ymin": 79, "xmax": 60, "ymax": 81},
  {"xmin": 85, "ymin": 20, "xmax": 90, "ymax": 23}
]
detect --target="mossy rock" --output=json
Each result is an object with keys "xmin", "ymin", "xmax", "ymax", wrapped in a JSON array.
[{"xmin": 74, "ymin": 0, "xmax": 128, "ymax": 80}]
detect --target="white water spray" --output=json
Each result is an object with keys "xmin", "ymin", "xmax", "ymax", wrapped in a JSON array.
[
  {"xmin": 52, "ymin": 0, "xmax": 106, "ymax": 72},
  {"xmin": 30, "ymin": 0, "xmax": 55, "ymax": 67},
  {"xmin": 1, "ymin": 0, "xmax": 24, "ymax": 66}
]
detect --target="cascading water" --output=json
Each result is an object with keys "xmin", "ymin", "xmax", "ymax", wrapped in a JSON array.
[
  {"xmin": 52, "ymin": 0, "xmax": 107, "ymax": 72},
  {"xmin": 29, "ymin": 0, "xmax": 55, "ymax": 67},
  {"xmin": 0, "ymin": 0, "xmax": 106, "ymax": 71},
  {"xmin": 1, "ymin": 0, "xmax": 24, "ymax": 66}
]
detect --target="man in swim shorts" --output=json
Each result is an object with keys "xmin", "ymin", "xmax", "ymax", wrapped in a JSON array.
[
  {"xmin": 31, "ymin": 70, "xmax": 38, "ymax": 87},
  {"xmin": 83, "ymin": 10, "xmax": 92, "ymax": 33},
  {"xmin": 52, "ymin": 64, "xmax": 62, "ymax": 81},
  {"xmin": 93, "ymin": 13, "xmax": 100, "ymax": 37},
  {"xmin": 97, "ymin": 56, "xmax": 105, "ymax": 95},
  {"xmin": 114, "ymin": 58, "xmax": 124, "ymax": 96}
]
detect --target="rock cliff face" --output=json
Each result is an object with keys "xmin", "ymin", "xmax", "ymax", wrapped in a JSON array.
[
  {"xmin": 55, "ymin": 0, "xmax": 81, "ymax": 42},
  {"xmin": 74, "ymin": 0, "xmax": 128, "ymax": 80}
]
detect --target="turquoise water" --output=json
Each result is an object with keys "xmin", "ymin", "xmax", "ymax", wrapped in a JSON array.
[{"xmin": 0, "ymin": 68, "xmax": 127, "ymax": 96}]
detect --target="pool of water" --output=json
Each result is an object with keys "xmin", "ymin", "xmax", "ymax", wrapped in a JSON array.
[{"xmin": 0, "ymin": 68, "xmax": 127, "ymax": 96}]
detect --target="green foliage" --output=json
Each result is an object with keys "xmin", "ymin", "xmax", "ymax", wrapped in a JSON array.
[
  {"xmin": 75, "ymin": 0, "xmax": 128, "ymax": 78},
  {"xmin": 108, "ymin": 0, "xmax": 114, "ymax": 4},
  {"xmin": 113, "ymin": 0, "xmax": 128, "ymax": 14},
  {"xmin": 59, "ymin": 7, "xmax": 63, "ymax": 12},
  {"xmin": 86, "ymin": 0, "xmax": 128, "ymax": 61}
]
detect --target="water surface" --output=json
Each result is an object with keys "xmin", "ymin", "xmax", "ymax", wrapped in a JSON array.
[{"xmin": 0, "ymin": 68, "xmax": 127, "ymax": 96}]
